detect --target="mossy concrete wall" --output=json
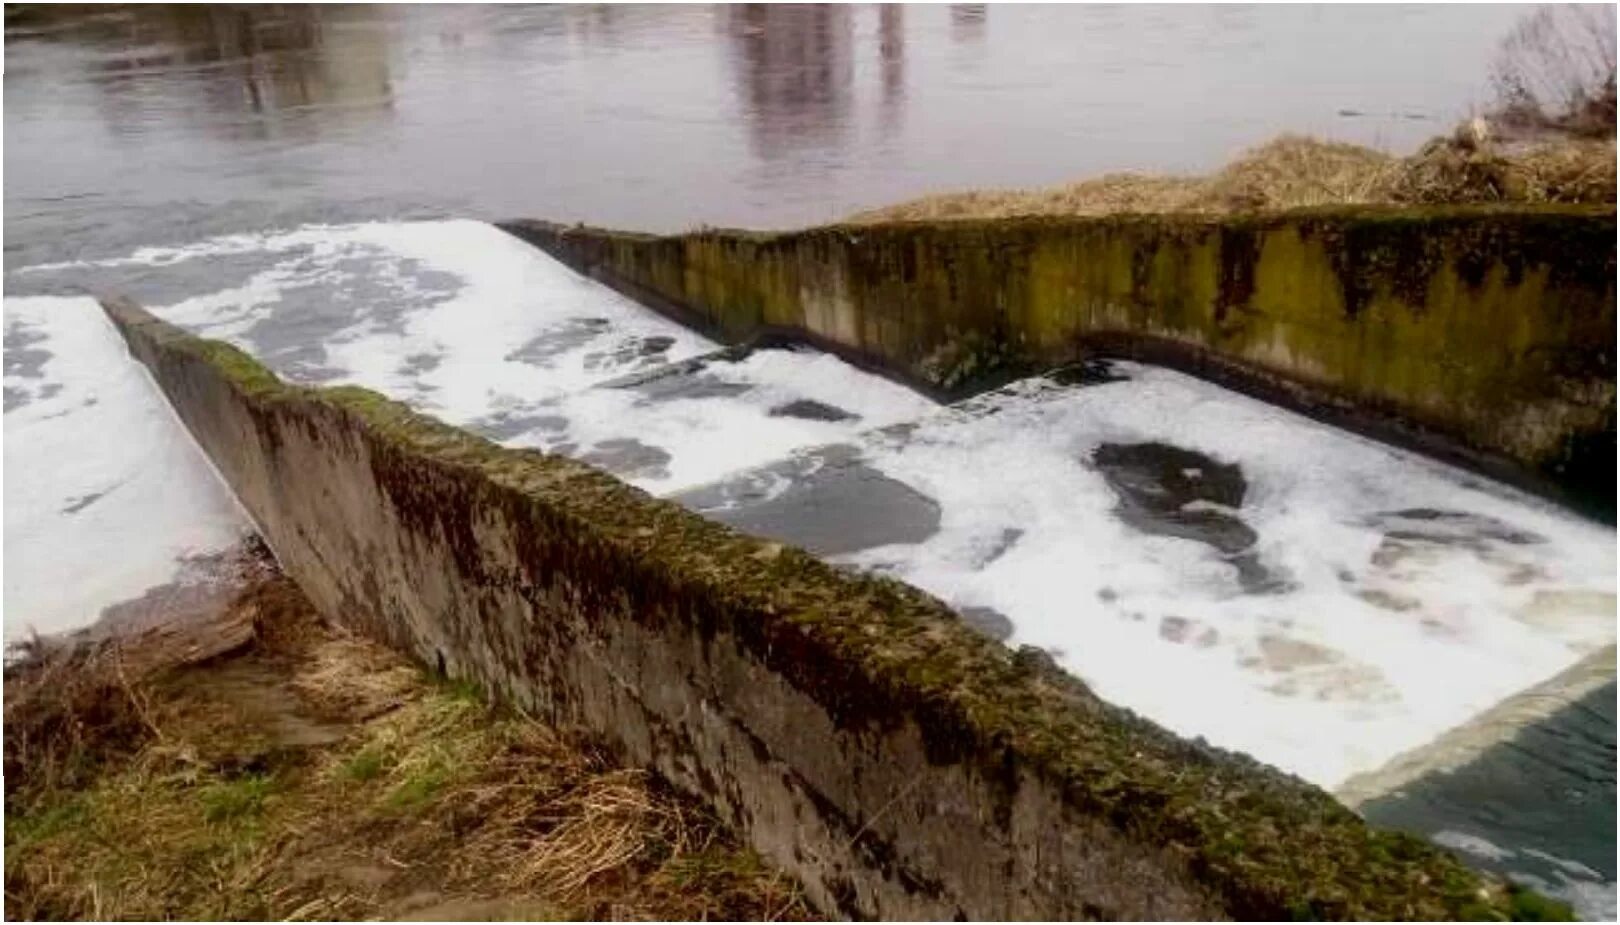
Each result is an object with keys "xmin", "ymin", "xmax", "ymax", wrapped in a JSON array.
[
  {"xmin": 103, "ymin": 296, "xmax": 1559, "ymax": 920},
  {"xmin": 500, "ymin": 207, "xmax": 1616, "ymax": 516}
]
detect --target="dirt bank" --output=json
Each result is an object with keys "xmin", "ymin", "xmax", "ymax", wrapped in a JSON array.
[{"xmin": 3, "ymin": 544, "xmax": 813, "ymax": 921}]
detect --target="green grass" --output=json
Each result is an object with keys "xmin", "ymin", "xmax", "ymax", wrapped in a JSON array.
[
  {"xmin": 384, "ymin": 762, "xmax": 450, "ymax": 812},
  {"xmin": 200, "ymin": 772, "xmax": 276, "ymax": 823},
  {"xmin": 340, "ymin": 746, "xmax": 388, "ymax": 783},
  {"xmin": 1506, "ymin": 886, "xmax": 1578, "ymax": 921},
  {"xmin": 7, "ymin": 796, "xmax": 89, "ymax": 847}
]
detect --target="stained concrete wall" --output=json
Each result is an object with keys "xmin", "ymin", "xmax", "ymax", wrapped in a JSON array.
[
  {"xmin": 500, "ymin": 207, "xmax": 1617, "ymax": 517},
  {"xmin": 104, "ymin": 296, "xmax": 1557, "ymax": 920}
]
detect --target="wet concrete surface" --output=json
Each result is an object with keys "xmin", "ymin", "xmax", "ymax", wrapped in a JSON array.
[
  {"xmin": 958, "ymin": 605, "xmax": 1015, "ymax": 641},
  {"xmin": 675, "ymin": 444, "xmax": 942, "ymax": 557},
  {"xmin": 769, "ymin": 398, "xmax": 859, "ymax": 422},
  {"xmin": 3, "ymin": 321, "xmax": 54, "ymax": 411},
  {"xmin": 579, "ymin": 437, "xmax": 673, "ymax": 481},
  {"xmin": 237, "ymin": 257, "xmax": 462, "ymax": 382},
  {"xmin": 505, "ymin": 317, "xmax": 612, "ymax": 366},
  {"xmin": 596, "ymin": 344, "xmax": 771, "ymax": 405},
  {"xmin": 1360, "ymin": 682, "xmax": 1616, "ymax": 917},
  {"xmin": 4, "ymin": 322, "xmax": 50, "ymax": 380}
]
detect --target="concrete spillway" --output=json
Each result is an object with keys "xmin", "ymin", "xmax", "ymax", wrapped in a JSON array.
[{"xmin": 6, "ymin": 211, "xmax": 1614, "ymax": 917}]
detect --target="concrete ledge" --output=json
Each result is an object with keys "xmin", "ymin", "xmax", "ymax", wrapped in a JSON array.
[
  {"xmin": 103, "ymin": 295, "xmax": 1561, "ymax": 920},
  {"xmin": 500, "ymin": 207, "xmax": 1616, "ymax": 518}
]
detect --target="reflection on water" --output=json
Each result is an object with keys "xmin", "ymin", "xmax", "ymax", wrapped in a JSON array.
[
  {"xmin": 726, "ymin": 4, "xmax": 855, "ymax": 161},
  {"xmin": 5, "ymin": 3, "xmax": 1538, "ymax": 270},
  {"xmin": 32, "ymin": 5, "xmax": 389, "ymax": 119},
  {"xmin": 878, "ymin": 5, "xmax": 904, "ymax": 137}
]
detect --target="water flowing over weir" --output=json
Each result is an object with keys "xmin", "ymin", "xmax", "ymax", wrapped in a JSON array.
[{"xmin": 5, "ymin": 218, "xmax": 1616, "ymax": 916}]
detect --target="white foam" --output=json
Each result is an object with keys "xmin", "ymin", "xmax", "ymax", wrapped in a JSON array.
[
  {"xmin": 3, "ymin": 296, "xmax": 249, "ymax": 642},
  {"xmin": 136, "ymin": 219, "xmax": 934, "ymax": 494},
  {"xmin": 831, "ymin": 365, "xmax": 1616, "ymax": 789},
  {"xmin": 2, "ymin": 223, "xmax": 929, "ymax": 642},
  {"xmin": 517, "ymin": 348, "xmax": 936, "ymax": 493},
  {"xmin": 298, "ymin": 221, "xmax": 719, "ymax": 418}
]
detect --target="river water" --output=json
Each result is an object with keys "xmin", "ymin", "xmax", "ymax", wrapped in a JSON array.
[
  {"xmin": 7, "ymin": 3, "xmax": 1538, "ymax": 268},
  {"xmin": 4, "ymin": 3, "xmax": 1613, "ymax": 918}
]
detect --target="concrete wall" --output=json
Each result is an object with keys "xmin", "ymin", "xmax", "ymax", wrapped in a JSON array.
[
  {"xmin": 104, "ymin": 296, "xmax": 1556, "ymax": 920},
  {"xmin": 500, "ymin": 207, "xmax": 1617, "ymax": 517}
]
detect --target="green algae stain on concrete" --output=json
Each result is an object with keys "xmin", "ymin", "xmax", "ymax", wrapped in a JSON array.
[{"xmin": 500, "ymin": 206, "xmax": 1615, "ymax": 514}]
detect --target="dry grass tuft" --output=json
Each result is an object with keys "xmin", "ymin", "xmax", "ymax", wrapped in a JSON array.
[
  {"xmin": 1208, "ymin": 135, "xmax": 1400, "ymax": 209},
  {"xmin": 3, "ymin": 643, "xmax": 159, "ymax": 804},
  {"xmin": 1393, "ymin": 134, "xmax": 1617, "ymax": 205},
  {"xmin": 288, "ymin": 633, "xmax": 421, "ymax": 721},
  {"xmin": 470, "ymin": 769, "xmax": 687, "ymax": 897}
]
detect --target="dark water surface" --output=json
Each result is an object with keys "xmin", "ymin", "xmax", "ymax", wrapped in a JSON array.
[
  {"xmin": 6, "ymin": 3, "xmax": 1532, "ymax": 269},
  {"xmin": 1360, "ymin": 676, "xmax": 1617, "ymax": 919}
]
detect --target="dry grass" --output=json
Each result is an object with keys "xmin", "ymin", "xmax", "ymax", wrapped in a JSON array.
[
  {"xmin": 3, "ymin": 642, "xmax": 160, "ymax": 803},
  {"xmin": 4, "ymin": 571, "xmax": 815, "ymax": 922},
  {"xmin": 849, "ymin": 131, "xmax": 1615, "ymax": 224},
  {"xmin": 1393, "ymin": 133, "xmax": 1617, "ymax": 205}
]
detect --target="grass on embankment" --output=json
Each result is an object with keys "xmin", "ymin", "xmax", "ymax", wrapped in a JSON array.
[
  {"xmin": 4, "ymin": 569, "xmax": 814, "ymax": 921},
  {"xmin": 849, "ymin": 131, "xmax": 1616, "ymax": 224}
]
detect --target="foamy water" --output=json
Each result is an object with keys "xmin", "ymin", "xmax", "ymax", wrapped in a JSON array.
[
  {"xmin": 6, "ymin": 219, "xmax": 1614, "ymax": 916},
  {"xmin": 798, "ymin": 370, "xmax": 1613, "ymax": 789},
  {"xmin": 4, "ymin": 220, "xmax": 936, "ymax": 642},
  {"xmin": 3, "ymin": 296, "xmax": 250, "ymax": 642},
  {"xmin": 19, "ymin": 220, "xmax": 934, "ymax": 494}
]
